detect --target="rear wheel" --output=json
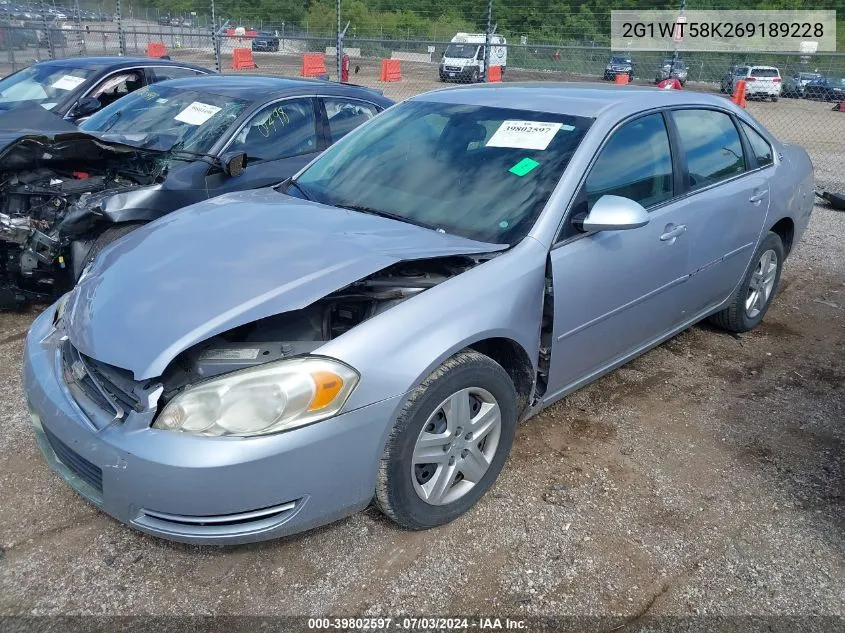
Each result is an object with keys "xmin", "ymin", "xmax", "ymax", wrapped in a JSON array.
[
  {"xmin": 709, "ymin": 232, "xmax": 784, "ymax": 333},
  {"xmin": 375, "ymin": 350, "xmax": 517, "ymax": 530}
]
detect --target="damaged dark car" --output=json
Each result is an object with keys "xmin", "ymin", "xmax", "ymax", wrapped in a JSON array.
[{"xmin": 0, "ymin": 75, "xmax": 393, "ymax": 307}]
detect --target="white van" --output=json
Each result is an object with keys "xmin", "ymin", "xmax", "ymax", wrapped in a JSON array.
[
  {"xmin": 732, "ymin": 65, "xmax": 782, "ymax": 101},
  {"xmin": 439, "ymin": 33, "xmax": 507, "ymax": 83}
]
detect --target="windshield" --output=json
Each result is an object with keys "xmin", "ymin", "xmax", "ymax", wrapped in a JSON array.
[
  {"xmin": 80, "ymin": 85, "xmax": 251, "ymax": 153},
  {"xmin": 290, "ymin": 101, "xmax": 592, "ymax": 245},
  {"xmin": 0, "ymin": 64, "xmax": 93, "ymax": 108},
  {"xmin": 445, "ymin": 44, "xmax": 479, "ymax": 59}
]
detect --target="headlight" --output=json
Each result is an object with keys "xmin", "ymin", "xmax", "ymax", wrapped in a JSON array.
[{"xmin": 153, "ymin": 357, "xmax": 359, "ymax": 437}]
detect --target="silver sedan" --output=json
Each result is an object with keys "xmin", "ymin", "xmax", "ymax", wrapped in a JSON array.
[{"xmin": 24, "ymin": 83, "xmax": 814, "ymax": 544}]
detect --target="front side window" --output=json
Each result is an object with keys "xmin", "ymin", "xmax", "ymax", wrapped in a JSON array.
[
  {"xmin": 323, "ymin": 98, "xmax": 380, "ymax": 143},
  {"xmin": 672, "ymin": 109, "xmax": 745, "ymax": 190},
  {"xmin": 89, "ymin": 70, "xmax": 145, "ymax": 109},
  {"xmin": 227, "ymin": 98, "xmax": 317, "ymax": 163},
  {"xmin": 584, "ymin": 113, "xmax": 673, "ymax": 211},
  {"xmin": 740, "ymin": 121, "xmax": 774, "ymax": 168},
  {"xmin": 290, "ymin": 100, "xmax": 592, "ymax": 245}
]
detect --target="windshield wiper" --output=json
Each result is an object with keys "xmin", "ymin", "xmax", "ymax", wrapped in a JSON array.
[
  {"xmin": 334, "ymin": 202, "xmax": 442, "ymax": 233},
  {"xmin": 283, "ymin": 179, "xmax": 312, "ymax": 201}
]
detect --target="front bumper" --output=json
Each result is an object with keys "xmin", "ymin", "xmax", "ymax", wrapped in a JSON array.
[{"xmin": 24, "ymin": 307, "xmax": 403, "ymax": 544}]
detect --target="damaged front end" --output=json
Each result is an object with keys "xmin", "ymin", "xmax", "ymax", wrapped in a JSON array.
[{"xmin": 0, "ymin": 131, "xmax": 168, "ymax": 308}]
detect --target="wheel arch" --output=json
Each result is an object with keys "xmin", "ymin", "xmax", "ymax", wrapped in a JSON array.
[{"xmin": 769, "ymin": 216, "xmax": 795, "ymax": 257}]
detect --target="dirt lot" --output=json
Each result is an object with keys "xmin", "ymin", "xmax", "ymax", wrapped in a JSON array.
[{"xmin": 0, "ymin": 47, "xmax": 843, "ymax": 626}]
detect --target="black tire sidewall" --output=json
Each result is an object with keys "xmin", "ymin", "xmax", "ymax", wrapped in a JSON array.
[
  {"xmin": 382, "ymin": 356, "xmax": 517, "ymax": 529},
  {"xmin": 737, "ymin": 233, "xmax": 785, "ymax": 330}
]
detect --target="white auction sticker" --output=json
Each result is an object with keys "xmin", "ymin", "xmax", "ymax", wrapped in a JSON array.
[
  {"xmin": 486, "ymin": 120, "xmax": 563, "ymax": 151},
  {"xmin": 50, "ymin": 75, "xmax": 86, "ymax": 91},
  {"xmin": 174, "ymin": 101, "xmax": 221, "ymax": 125}
]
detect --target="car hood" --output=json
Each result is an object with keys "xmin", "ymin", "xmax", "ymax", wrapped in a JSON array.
[{"xmin": 65, "ymin": 189, "xmax": 505, "ymax": 379}]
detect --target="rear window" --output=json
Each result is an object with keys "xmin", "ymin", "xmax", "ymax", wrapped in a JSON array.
[{"xmin": 750, "ymin": 68, "xmax": 779, "ymax": 77}]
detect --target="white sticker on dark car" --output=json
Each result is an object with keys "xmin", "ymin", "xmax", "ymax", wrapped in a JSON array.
[{"xmin": 174, "ymin": 101, "xmax": 222, "ymax": 125}]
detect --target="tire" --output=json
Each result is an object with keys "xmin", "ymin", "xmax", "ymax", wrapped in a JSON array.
[
  {"xmin": 80, "ymin": 222, "xmax": 144, "ymax": 279},
  {"xmin": 771, "ymin": 96, "xmax": 778, "ymax": 102},
  {"xmin": 375, "ymin": 349, "xmax": 517, "ymax": 530},
  {"xmin": 469, "ymin": 69, "xmax": 479, "ymax": 84},
  {"xmin": 709, "ymin": 232, "xmax": 785, "ymax": 333}
]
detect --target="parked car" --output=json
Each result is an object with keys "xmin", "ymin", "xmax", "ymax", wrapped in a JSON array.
[
  {"xmin": 251, "ymin": 31, "xmax": 280, "ymax": 52},
  {"xmin": 603, "ymin": 54, "xmax": 634, "ymax": 81},
  {"xmin": 0, "ymin": 75, "xmax": 393, "ymax": 307},
  {"xmin": 720, "ymin": 63, "xmax": 744, "ymax": 93},
  {"xmin": 804, "ymin": 76, "xmax": 845, "ymax": 101},
  {"xmin": 730, "ymin": 65, "xmax": 782, "ymax": 101},
  {"xmin": 157, "ymin": 15, "xmax": 170, "ymax": 26},
  {"xmin": 782, "ymin": 71, "xmax": 824, "ymax": 98},
  {"xmin": 0, "ymin": 23, "xmax": 38, "ymax": 49},
  {"xmin": 0, "ymin": 57, "xmax": 210, "ymax": 121},
  {"xmin": 655, "ymin": 58, "xmax": 687, "ymax": 86},
  {"xmin": 24, "ymin": 84, "xmax": 813, "ymax": 544}
]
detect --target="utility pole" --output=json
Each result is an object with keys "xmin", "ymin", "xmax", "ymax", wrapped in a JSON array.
[
  {"xmin": 116, "ymin": 0, "xmax": 126, "ymax": 55},
  {"xmin": 336, "ymin": 0, "xmax": 341, "ymax": 80},
  {"xmin": 483, "ymin": 0, "xmax": 492, "ymax": 81},
  {"xmin": 672, "ymin": 0, "xmax": 686, "ymax": 74}
]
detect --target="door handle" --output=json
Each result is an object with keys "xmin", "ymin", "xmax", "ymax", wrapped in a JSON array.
[
  {"xmin": 660, "ymin": 224, "xmax": 687, "ymax": 241},
  {"xmin": 749, "ymin": 191, "xmax": 768, "ymax": 203}
]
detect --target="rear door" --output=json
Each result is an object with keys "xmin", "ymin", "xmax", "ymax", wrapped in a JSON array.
[
  {"xmin": 205, "ymin": 97, "xmax": 322, "ymax": 196},
  {"xmin": 667, "ymin": 108, "xmax": 769, "ymax": 314},
  {"xmin": 546, "ymin": 112, "xmax": 696, "ymax": 396}
]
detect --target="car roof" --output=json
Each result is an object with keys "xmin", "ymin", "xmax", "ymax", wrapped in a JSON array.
[
  {"xmin": 150, "ymin": 74, "xmax": 391, "ymax": 102},
  {"xmin": 412, "ymin": 82, "xmax": 737, "ymax": 120},
  {"xmin": 36, "ymin": 56, "xmax": 209, "ymax": 72}
]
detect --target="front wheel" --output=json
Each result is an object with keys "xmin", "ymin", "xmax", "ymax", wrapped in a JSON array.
[
  {"xmin": 375, "ymin": 350, "xmax": 517, "ymax": 530},
  {"xmin": 709, "ymin": 232, "xmax": 784, "ymax": 333},
  {"xmin": 469, "ymin": 69, "xmax": 479, "ymax": 83}
]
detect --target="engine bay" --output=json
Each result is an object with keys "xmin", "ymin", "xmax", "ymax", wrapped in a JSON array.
[
  {"xmin": 0, "ymin": 138, "xmax": 166, "ymax": 306},
  {"xmin": 157, "ymin": 257, "xmax": 482, "ymax": 402}
]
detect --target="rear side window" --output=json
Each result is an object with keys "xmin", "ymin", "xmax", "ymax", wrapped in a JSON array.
[
  {"xmin": 672, "ymin": 109, "xmax": 745, "ymax": 190},
  {"xmin": 584, "ymin": 113, "xmax": 673, "ymax": 210},
  {"xmin": 740, "ymin": 121, "xmax": 774, "ymax": 167},
  {"xmin": 323, "ymin": 98, "xmax": 380, "ymax": 143},
  {"xmin": 148, "ymin": 66, "xmax": 206, "ymax": 83}
]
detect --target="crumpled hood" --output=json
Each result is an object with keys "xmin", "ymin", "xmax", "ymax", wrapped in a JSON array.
[
  {"xmin": 66, "ymin": 188, "xmax": 503, "ymax": 379},
  {"xmin": 0, "ymin": 105, "xmax": 167, "ymax": 171}
]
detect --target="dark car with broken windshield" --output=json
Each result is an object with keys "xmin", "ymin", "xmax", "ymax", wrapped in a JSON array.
[{"xmin": 0, "ymin": 75, "xmax": 393, "ymax": 307}]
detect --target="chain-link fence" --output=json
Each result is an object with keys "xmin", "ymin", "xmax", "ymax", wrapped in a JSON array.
[{"xmin": 0, "ymin": 1, "xmax": 842, "ymax": 191}]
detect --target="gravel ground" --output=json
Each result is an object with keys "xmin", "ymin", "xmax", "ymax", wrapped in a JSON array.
[{"xmin": 0, "ymin": 50, "xmax": 842, "ymax": 627}]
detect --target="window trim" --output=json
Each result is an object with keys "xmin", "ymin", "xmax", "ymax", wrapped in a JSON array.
[{"xmin": 552, "ymin": 107, "xmax": 678, "ymax": 247}]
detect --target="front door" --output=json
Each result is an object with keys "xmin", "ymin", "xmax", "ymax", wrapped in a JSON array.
[{"xmin": 545, "ymin": 112, "xmax": 695, "ymax": 398}]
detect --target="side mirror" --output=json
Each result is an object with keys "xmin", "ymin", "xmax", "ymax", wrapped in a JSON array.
[
  {"xmin": 582, "ymin": 195, "xmax": 649, "ymax": 232},
  {"xmin": 72, "ymin": 96, "xmax": 101, "ymax": 118},
  {"xmin": 220, "ymin": 151, "xmax": 247, "ymax": 177}
]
